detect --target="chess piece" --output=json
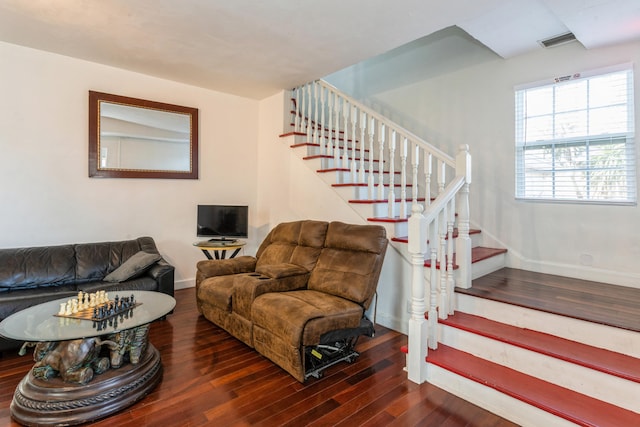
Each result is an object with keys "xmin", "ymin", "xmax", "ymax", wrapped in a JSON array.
[{"xmin": 58, "ymin": 303, "xmax": 66, "ymax": 316}]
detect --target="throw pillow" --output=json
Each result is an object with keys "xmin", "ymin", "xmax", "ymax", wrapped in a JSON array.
[{"xmin": 103, "ymin": 251, "xmax": 161, "ymax": 283}]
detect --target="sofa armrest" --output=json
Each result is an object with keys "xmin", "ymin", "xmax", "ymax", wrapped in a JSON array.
[
  {"xmin": 148, "ymin": 260, "xmax": 175, "ymax": 297},
  {"xmin": 233, "ymin": 264, "xmax": 310, "ymax": 318},
  {"xmin": 255, "ymin": 263, "xmax": 309, "ymax": 279},
  {"xmin": 196, "ymin": 256, "xmax": 257, "ymax": 287}
]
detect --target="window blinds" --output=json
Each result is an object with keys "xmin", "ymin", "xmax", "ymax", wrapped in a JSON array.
[{"xmin": 515, "ymin": 65, "xmax": 636, "ymax": 204}]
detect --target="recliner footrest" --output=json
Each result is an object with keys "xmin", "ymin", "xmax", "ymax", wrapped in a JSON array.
[
  {"xmin": 303, "ymin": 317, "xmax": 374, "ymax": 379},
  {"xmin": 304, "ymin": 343, "xmax": 360, "ymax": 380}
]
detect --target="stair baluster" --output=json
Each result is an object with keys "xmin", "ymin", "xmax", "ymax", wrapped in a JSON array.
[
  {"xmin": 387, "ymin": 130, "xmax": 396, "ymax": 218},
  {"xmin": 424, "ymin": 152, "xmax": 432, "ymax": 206},
  {"xmin": 306, "ymin": 84, "xmax": 312, "ymax": 144},
  {"xmin": 399, "ymin": 136, "xmax": 408, "ymax": 219},
  {"xmin": 411, "ymin": 143, "xmax": 419, "ymax": 206},
  {"xmin": 319, "ymin": 85, "xmax": 326, "ymax": 155},
  {"xmin": 312, "ymin": 83, "xmax": 319, "ymax": 145},
  {"xmin": 342, "ymin": 100, "xmax": 349, "ymax": 174},
  {"xmin": 358, "ymin": 111, "xmax": 366, "ymax": 184},
  {"xmin": 368, "ymin": 117, "xmax": 376, "ymax": 199},
  {"xmin": 377, "ymin": 123, "xmax": 385, "ymax": 200},
  {"xmin": 350, "ymin": 105, "xmax": 358, "ymax": 182},
  {"xmin": 439, "ymin": 206, "xmax": 448, "ymax": 320},
  {"xmin": 327, "ymin": 91, "xmax": 334, "ymax": 157},
  {"xmin": 334, "ymin": 97, "xmax": 341, "ymax": 170},
  {"xmin": 428, "ymin": 218, "xmax": 439, "ymax": 350},
  {"xmin": 446, "ymin": 197, "xmax": 456, "ymax": 315},
  {"xmin": 294, "ymin": 86, "xmax": 301, "ymax": 133}
]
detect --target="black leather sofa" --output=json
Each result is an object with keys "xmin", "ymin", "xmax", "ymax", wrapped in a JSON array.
[{"xmin": 0, "ymin": 236, "xmax": 174, "ymax": 354}]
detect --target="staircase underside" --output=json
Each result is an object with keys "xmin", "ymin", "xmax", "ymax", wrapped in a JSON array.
[{"xmin": 457, "ymin": 267, "xmax": 640, "ymax": 332}]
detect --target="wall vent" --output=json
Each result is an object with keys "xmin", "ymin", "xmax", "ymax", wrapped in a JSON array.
[{"xmin": 539, "ymin": 32, "xmax": 577, "ymax": 48}]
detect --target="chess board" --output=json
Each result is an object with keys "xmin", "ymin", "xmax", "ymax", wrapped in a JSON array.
[{"xmin": 54, "ymin": 302, "xmax": 142, "ymax": 321}]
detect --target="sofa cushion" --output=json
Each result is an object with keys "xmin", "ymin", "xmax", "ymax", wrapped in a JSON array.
[
  {"xmin": 232, "ymin": 272, "xmax": 310, "ymax": 319},
  {"xmin": 80, "ymin": 277, "xmax": 158, "ymax": 294},
  {"xmin": 197, "ymin": 276, "xmax": 235, "ymax": 312},
  {"xmin": 0, "ymin": 284, "xmax": 78, "ymax": 321},
  {"xmin": 76, "ymin": 240, "xmax": 144, "ymax": 281},
  {"xmin": 251, "ymin": 290, "xmax": 363, "ymax": 347},
  {"xmin": 103, "ymin": 251, "xmax": 161, "ymax": 283},
  {"xmin": 307, "ymin": 222, "xmax": 388, "ymax": 305},
  {"xmin": 0, "ymin": 245, "xmax": 76, "ymax": 290},
  {"xmin": 255, "ymin": 220, "xmax": 328, "ymax": 272}
]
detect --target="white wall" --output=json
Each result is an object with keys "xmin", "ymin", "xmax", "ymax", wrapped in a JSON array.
[
  {"xmin": 326, "ymin": 39, "xmax": 640, "ymax": 288},
  {"xmin": 0, "ymin": 41, "xmax": 260, "ymax": 288}
]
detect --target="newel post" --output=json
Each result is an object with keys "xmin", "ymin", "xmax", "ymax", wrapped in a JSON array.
[
  {"xmin": 455, "ymin": 144, "xmax": 472, "ymax": 289},
  {"xmin": 407, "ymin": 203, "xmax": 428, "ymax": 384}
]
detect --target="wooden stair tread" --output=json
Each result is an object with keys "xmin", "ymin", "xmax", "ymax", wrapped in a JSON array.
[
  {"xmin": 424, "ymin": 247, "xmax": 507, "ymax": 269},
  {"xmin": 427, "ymin": 345, "xmax": 640, "ymax": 427},
  {"xmin": 441, "ymin": 312, "xmax": 640, "ymax": 383},
  {"xmin": 350, "ymin": 198, "xmax": 426, "ymax": 204},
  {"xmin": 391, "ymin": 228, "xmax": 481, "ymax": 243},
  {"xmin": 333, "ymin": 183, "xmax": 412, "ymax": 188},
  {"xmin": 459, "ymin": 268, "xmax": 640, "ymax": 333}
]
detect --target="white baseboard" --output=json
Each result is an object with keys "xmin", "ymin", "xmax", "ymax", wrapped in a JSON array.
[{"xmin": 174, "ymin": 278, "xmax": 195, "ymax": 290}]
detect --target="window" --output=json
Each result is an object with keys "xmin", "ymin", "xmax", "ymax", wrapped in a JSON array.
[{"xmin": 515, "ymin": 65, "xmax": 636, "ymax": 204}]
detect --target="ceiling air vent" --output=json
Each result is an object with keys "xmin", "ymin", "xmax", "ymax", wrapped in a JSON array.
[{"xmin": 539, "ymin": 32, "xmax": 577, "ymax": 48}]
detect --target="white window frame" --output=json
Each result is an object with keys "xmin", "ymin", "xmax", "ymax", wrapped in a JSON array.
[{"xmin": 515, "ymin": 64, "xmax": 636, "ymax": 205}]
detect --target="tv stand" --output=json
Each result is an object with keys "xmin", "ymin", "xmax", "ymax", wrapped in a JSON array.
[
  {"xmin": 207, "ymin": 237, "xmax": 237, "ymax": 243},
  {"xmin": 193, "ymin": 240, "xmax": 245, "ymax": 260}
]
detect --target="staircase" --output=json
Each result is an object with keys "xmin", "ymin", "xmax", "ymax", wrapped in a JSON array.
[
  {"xmin": 283, "ymin": 138, "xmax": 506, "ymax": 281},
  {"xmin": 280, "ymin": 80, "xmax": 640, "ymax": 426}
]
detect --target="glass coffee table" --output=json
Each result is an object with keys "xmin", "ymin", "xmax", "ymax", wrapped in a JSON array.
[{"xmin": 0, "ymin": 290, "xmax": 175, "ymax": 426}]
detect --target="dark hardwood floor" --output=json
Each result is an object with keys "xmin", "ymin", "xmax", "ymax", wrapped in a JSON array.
[
  {"xmin": 0, "ymin": 287, "xmax": 517, "ymax": 427},
  {"xmin": 459, "ymin": 268, "xmax": 640, "ymax": 332}
]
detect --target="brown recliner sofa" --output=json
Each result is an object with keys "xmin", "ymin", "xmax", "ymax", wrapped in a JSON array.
[{"xmin": 195, "ymin": 220, "xmax": 388, "ymax": 382}]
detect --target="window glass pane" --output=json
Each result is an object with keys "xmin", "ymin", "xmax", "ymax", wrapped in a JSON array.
[
  {"xmin": 554, "ymin": 111, "xmax": 587, "ymax": 138},
  {"xmin": 525, "ymin": 115, "xmax": 553, "ymax": 142},
  {"xmin": 555, "ymin": 81, "xmax": 586, "ymax": 113},
  {"xmin": 589, "ymin": 74, "xmax": 627, "ymax": 108},
  {"xmin": 589, "ymin": 105, "xmax": 628, "ymax": 135},
  {"xmin": 525, "ymin": 86, "xmax": 553, "ymax": 116}
]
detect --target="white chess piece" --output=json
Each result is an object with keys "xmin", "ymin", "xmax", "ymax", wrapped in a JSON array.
[
  {"xmin": 58, "ymin": 303, "xmax": 66, "ymax": 316},
  {"xmin": 65, "ymin": 300, "xmax": 72, "ymax": 316}
]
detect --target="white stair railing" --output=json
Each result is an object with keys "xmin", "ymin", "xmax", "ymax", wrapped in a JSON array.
[{"xmin": 291, "ymin": 80, "xmax": 472, "ymax": 385}]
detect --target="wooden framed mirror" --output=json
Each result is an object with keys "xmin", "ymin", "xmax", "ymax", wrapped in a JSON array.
[{"xmin": 89, "ymin": 91, "xmax": 198, "ymax": 179}]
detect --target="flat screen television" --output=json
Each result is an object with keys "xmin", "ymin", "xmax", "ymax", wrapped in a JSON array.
[{"xmin": 197, "ymin": 205, "xmax": 248, "ymax": 241}]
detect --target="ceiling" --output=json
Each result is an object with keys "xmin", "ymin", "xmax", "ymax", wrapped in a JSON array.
[{"xmin": 0, "ymin": 0, "xmax": 639, "ymax": 100}]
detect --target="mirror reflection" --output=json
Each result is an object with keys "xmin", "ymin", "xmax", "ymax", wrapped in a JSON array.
[{"xmin": 89, "ymin": 91, "xmax": 198, "ymax": 179}]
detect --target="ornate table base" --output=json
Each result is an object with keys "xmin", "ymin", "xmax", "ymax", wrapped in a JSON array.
[{"xmin": 11, "ymin": 344, "xmax": 162, "ymax": 426}]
